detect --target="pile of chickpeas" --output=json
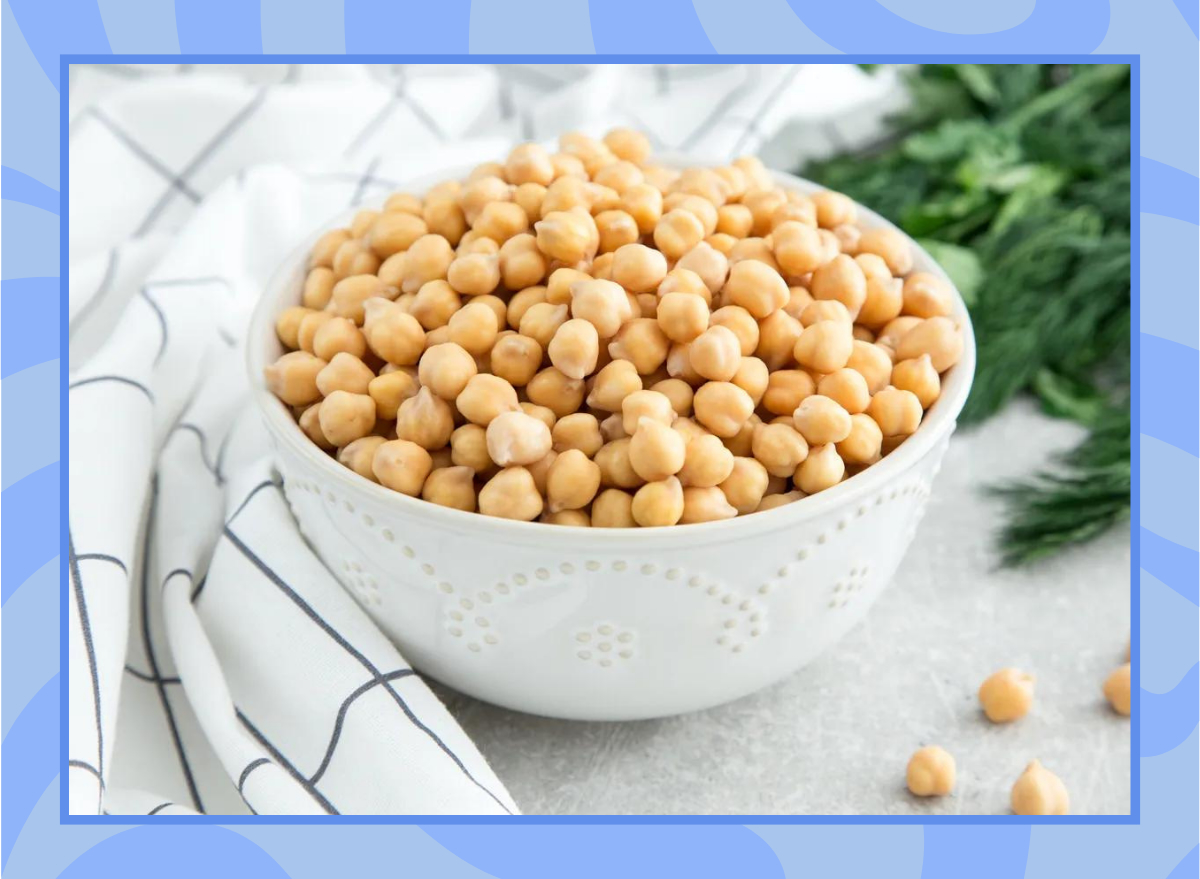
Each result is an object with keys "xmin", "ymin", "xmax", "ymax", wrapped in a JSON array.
[{"xmin": 265, "ymin": 128, "xmax": 964, "ymax": 526}]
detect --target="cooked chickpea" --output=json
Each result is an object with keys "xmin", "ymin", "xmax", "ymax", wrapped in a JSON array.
[
  {"xmin": 847, "ymin": 340, "xmax": 893, "ymax": 394},
  {"xmin": 677, "ymin": 433, "xmax": 736, "ymax": 487},
  {"xmin": 512, "ymin": 182, "xmax": 547, "ymax": 225},
  {"xmin": 891, "ymin": 354, "xmax": 941, "ymax": 408},
  {"xmin": 677, "ymin": 485, "xmax": 738, "ymax": 524},
  {"xmin": 812, "ymin": 190, "xmax": 856, "ymax": 229},
  {"xmin": 651, "ymin": 378, "xmax": 694, "ymax": 416},
  {"xmin": 475, "ymin": 201, "xmax": 530, "ymax": 245},
  {"xmin": 338, "ymin": 435, "xmax": 386, "ymax": 481},
  {"xmin": 486, "ymin": 410, "xmax": 552, "ymax": 467},
  {"xmin": 410, "ymin": 280, "xmax": 461, "ymax": 330},
  {"xmin": 1103, "ymin": 663, "xmax": 1131, "ymax": 716},
  {"xmin": 478, "ymin": 467, "xmax": 544, "ymax": 521},
  {"xmin": 877, "ymin": 315, "xmax": 923, "ymax": 353},
  {"xmin": 302, "ymin": 267, "xmax": 336, "ymax": 309},
  {"xmin": 544, "ymin": 318, "xmax": 598, "ymax": 381},
  {"xmin": 369, "ymin": 211, "xmax": 428, "ymax": 259},
  {"xmin": 603, "ymin": 318, "xmax": 666, "ymax": 376},
  {"xmin": 423, "ymin": 197, "xmax": 468, "ymax": 246},
  {"xmin": 867, "ymin": 387, "xmax": 923, "ymax": 437},
  {"xmin": 504, "ymin": 285, "xmax": 547, "ymax": 329},
  {"xmin": 418, "ymin": 342, "xmax": 477, "ymax": 400},
  {"xmin": 552, "ymin": 413, "xmax": 603, "ymax": 457},
  {"xmin": 372, "ymin": 439, "xmax": 432, "ymax": 496},
  {"xmin": 592, "ymin": 209, "xmax": 639, "ymax": 254},
  {"xmin": 752, "ymin": 422, "xmax": 809, "ymax": 478},
  {"xmin": 858, "ymin": 226, "xmax": 912, "ymax": 276},
  {"xmin": 544, "ymin": 448, "xmax": 602, "ymax": 513},
  {"xmin": 611, "ymin": 243, "xmax": 668, "ymax": 294},
  {"xmin": 755, "ymin": 490, "xmax": 804, "ymax": 512},
  {"xmin": 316, "ymin": 352, "xmax": 374, "ymax": 397},
  {"xmin": 618, "ymin": 389, "xmax": 672, "ymax": 434},
  {"xmin": 855, "ymin": 275, "xmax": 903, "ymax": 330},
  {"xmin": 490, "ymin": 333, "xmax": 542, "ymax": 387},
  {"xmin": 706, "ymin": 234, "xmax": 736, "ymax": 255},
  {"xmin": 762, "ymin": 369, "xmax": 816, "ymax": 416},
  {"xmin": 545, "ymin": 267, "xmax": 590, "ymax": 305},
  {"xmin": 587, "ymin": 360, "xmax": 641, "ymax": 412},
  {"xmin": 310, "ymin": 228, "xmax": 352, "ymax": 268},
  {"xmin": 772, "ymin": 221, "xmax": 826, "ymax": 277},
  {"xmin": 732, "ymin": 357, "xmax": 768, "ymax": 406},
  {"xmin": 677, "ymin": 242, "xmax": 729, "ymax": 295},
  {"xmin": 368, "ymin": 370, "xmax": 419, "ymax": 420},
  {"xmin": 902, "ymin": 271, "xmax": 954, "ymax": 318},
  {"xmin": 628, "ymin": 417, "xmax": 687, "ymax": 482},
  {"xmin": 401, "ymin": 235, "xmax": 455, "ymax": 294},
  {"xmin": 743, "ymin": 189, "xmax": 787, "ymax": 237},
  {"xmin": 570, "ymin": 278, "xmax": 631, "ymax": 337},
  {"xmin": 265, "ymin": 351, "xmax": 326, "ymax": 406},
  {"xmin": 979, "ymin": 668, "xmax": 1036, "ymax": 723},
  {"xmin": 599, "ymin": 127, "xmax": 649, "ymax": 164},
  {"xmin": 298, "ymin": 402, "xmax": 333, "ymax": 450},
  {"xmin": 314, "ymin": 390, "xmax": 374, "ymax": 447},
  {"xmin": 718, "ymin": 457, "xmax": 769, "ymax": 514},
  {"xmin": 543, "ymin": 509, "xmax": 590, "ymax": 526},
  {"xmin": 654, "ymin": 268, "xmax": 705, "ymax": 304},
  {"xmin": 799, "ymin": 300, "xmax": 852, "ymax": 328},
  {"xmin": 384, "ymin": 192, "xmax": 422, "ymax": 215},
  {"xmin": 448, "ymin": 423, "xmax": 493, "ymax": 476},
  {"xmin": 505, "ymin": 142, "xmax": 555, "ymax": 186},
  {"xmin": 362, "ymin": 298, "xmax": 425, "ymax": 365},
  {"xmin": 332, "ymin": 238, "xmax": 380, "ymax": 278},
  {"xmin": 447, "ymin": 300, "xmax": 500, "ymax": 356},
  {"xmin": 722, "ymin": 259, "xmax": 789, "ymax": 319},
  {"xmin": 687, "ymin": 325, "xmax": 742, "ymax": 382},
  {"xmin": 817, "ymin": 368, "xmax": 870, "ymax": 415},
  {"xmin": 518, "ymin": 302, "xmax": 570, "ymax": 351},
  {"xmin": 792, "ymin": 395, "xmax": 852, "ymax": 445},
  {"xmin": 895, "ymin": 316, "xmax": 963, "ymax": 373},
  {"xmin": 809, "ymin": 254, "xmax": 867, "ymax": 318},
  {"xmin": 535, "ymin": 210, "xmax": 598, "ymax": 264},
  {"xmin": 717, "ymin": 203, "xmax": 753, "ymax": 238},
  {"xmin": 795, "ymin": 443, "xmax": 844, "ymax": 494},
  {"xmin": 526, "ymin": 367, "xmax": 586, "ymax": 418},
  {"xmin": 595, "ymin": 438, "xmax": 644, "ymax": 489},
  {"xmin": 654, "ymin": 209, "xmax": 705, "ymax": 260},
  {"xmin": 447, "ymin": 252, "xmax": 501, "ymax": 297},
  {"xmin": 592, "ymin": 488, "xmax": 636, "ymax": 527},
  {"xmin": 631, "ymin": 476, "xmax": 684, "ymax": 527},
  {"xmin": 657, "ymin": 291, "xmax": 710, "ymax": 343},
  {"xmin": 1011, "ymin": 761, "xmax": 1069, "ymax": 816},
  {"xmin": 722, "ymin": 414, "xmax": 760, "ymax": 457},
  {"xmin": 836, "ymin": 414, "xmax": 883, "ymax": 465},
  {"xmin": 396, "ymin": 386, "xmax": 453, "ymax": 450},
  {"xmin": 793, "ymin": 323, "xmax": 852, "ymax": 378},
  {"xmin": 456, "ymin": 373, "xmax": 519, "ymax": 427},
  {"xmin": 906, "ymin": 746, "xmax": 956, "ymax": 797},
  {"xmin": 693, "ymin": 381, "xmax": 754, "ymax": 438},
  {"xmin": 755, "ymin": 310, "xmax": 802, "ymax": 370},
  {"xmin": 421, "ymin": 466, "xmax": 477, "ymax": 512},
  {"xmin": 459, "ymin": 175, "xmax": 510, "ymax": 226},
  {"xmin": 709, "ymin": 306, "xmax": 760, "ymax": 356}
]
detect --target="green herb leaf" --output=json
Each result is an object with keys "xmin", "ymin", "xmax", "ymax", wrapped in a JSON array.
[{"xmin": 803, "ymin": 63, "xmax": 1131, "ymax": 565}]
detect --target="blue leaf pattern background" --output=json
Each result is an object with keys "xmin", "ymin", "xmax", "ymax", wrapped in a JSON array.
[{"xmin": 1, "ymin": 0, "xmax": 1195, "ymax": 875}]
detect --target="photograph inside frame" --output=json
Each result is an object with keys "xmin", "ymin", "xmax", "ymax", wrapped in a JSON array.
[{"xmin": 65, "ymin": 61, "xmax": 1131, "ymax": 817}]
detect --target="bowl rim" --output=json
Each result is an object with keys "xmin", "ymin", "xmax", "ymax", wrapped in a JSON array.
[{"xmin": 247, "ymin": 158, "xmax": 976, "ymax": 548}]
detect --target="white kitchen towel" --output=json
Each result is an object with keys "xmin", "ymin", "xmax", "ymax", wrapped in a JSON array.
[{"xmin": 67, "ymin": 62, "xmax": 895, "ymax": 815}]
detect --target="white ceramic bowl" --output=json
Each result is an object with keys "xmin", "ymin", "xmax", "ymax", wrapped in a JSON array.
[{"xmin": 248, "ymin": 162, "xmax": 975, "ymax": 721}]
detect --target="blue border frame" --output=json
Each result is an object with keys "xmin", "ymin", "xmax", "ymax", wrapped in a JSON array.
[{"xmin": 54, "ymin": 53, "xmax": 1141, "ymax": 826}]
